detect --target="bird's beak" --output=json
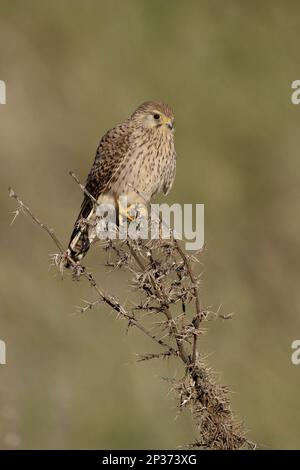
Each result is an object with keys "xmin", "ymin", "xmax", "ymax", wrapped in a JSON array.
[{"xmin": 163, "ymin": 117, "xmax": 174, "ymax": 130}]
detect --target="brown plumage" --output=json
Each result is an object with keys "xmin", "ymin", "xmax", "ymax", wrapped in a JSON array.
[{"xmin": 67, "ymin": 101, "xmax": 176, "ymax": 263}]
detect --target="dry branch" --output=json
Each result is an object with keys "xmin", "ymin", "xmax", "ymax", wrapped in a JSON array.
[{"xmin": 8, "ymin": 180, "xmax": 255, "ymax": 450}]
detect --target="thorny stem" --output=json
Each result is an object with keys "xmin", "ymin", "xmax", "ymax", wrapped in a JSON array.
[
  {"xmin": 173, "ymin": 239, "xmax": 203, "ymax": 364},
  {"xmin": 69, "ymin": 171, "xmax": 98, "ymax": 206},
  {"xmin": 8, "ymin": 187, "xmax": 175, "ymax": 355},
  {"xmin": 9, "ymin": 177, "xmax": 255, "ymax": 450},
  {"xmin": 8, "ymin": 187, "xmax": 65, "ymax": 254},
  {"xmin": 127, "ymin": 240, "xmax": 190, "ymax": 364},
  {"xmin": 82, "ymin": 268, "xmax": 177, "ymax": 353},
  {"xmin": 126, "ymin": 184, "xmax": 193, "ymax": 365}
]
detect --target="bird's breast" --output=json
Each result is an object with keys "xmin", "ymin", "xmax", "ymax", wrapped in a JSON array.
[{"xmin": 108, "ymin": 130, "xmax": 175, "ymax": 203}]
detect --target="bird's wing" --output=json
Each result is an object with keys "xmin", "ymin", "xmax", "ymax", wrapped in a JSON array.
[
  {"xmin": 72, "ymin": 122, "xmax": 132, "ymax": 230},
  {"xmin": 163, "ymin": 150, "xmax": 176, "ymax": 195}
]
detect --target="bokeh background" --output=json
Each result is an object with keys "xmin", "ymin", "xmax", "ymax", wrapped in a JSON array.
[{"xmin": 1, "ymin": 0, "xmax": 300, "ymax": 449}]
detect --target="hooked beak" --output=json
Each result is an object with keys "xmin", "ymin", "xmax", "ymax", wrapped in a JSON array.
[{"xmin": 163, "ymin": 117, "xmax": 174, "ymax": 130}]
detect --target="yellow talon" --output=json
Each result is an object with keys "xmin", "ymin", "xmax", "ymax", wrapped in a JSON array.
[
  {"xmin": 118, "ymin": 205, "xmax": 136, "ymax": 223},
  {"xmin": 118, "ymin": 203, "xmax": 148, "ymax": 224}
]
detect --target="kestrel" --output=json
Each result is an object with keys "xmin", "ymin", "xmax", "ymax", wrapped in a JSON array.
[{"xmin": 67, "ymin": 101, "xmax": 176, "ymax": 263}]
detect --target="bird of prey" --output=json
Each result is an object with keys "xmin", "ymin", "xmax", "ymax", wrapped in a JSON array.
[{"xmin": 67, "ymin": 101, "xmax": 176, "ymax": 263}]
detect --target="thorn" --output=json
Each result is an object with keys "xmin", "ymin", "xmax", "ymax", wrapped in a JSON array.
[
  {"xmin": 8, "ymin": 187, "xmax": 15, "ymax": 198},
  {"xmin": 10, "ymin": 209, "xmax": 20, "ymax": 225}
]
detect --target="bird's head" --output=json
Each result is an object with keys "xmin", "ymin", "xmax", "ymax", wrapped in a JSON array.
[{"xmin": 131, "ymin": 101, "xmax": 175, "ymax": 132}]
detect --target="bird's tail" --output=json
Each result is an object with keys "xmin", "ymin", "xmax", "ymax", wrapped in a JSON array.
[
  {"xmin": 65, "ymin": 195, "xmax": 95, "ymax": 267},
  {"xmin": 66, "ymin": 225, "xmax": 90, "ymax": 268},
  {"xmin": 65, "ymin": 225, "xmax": 91, "ymax": 267},
  {"xmin": 66, "ymin": 227, "xmax": 90, "ymax": 266},
  {"xmin": 66, "ymin": 207, "xmax": 93, "ymax": 267},
  {"xmin": 66, "ymin": 194, "xmax": 118, "ymax": 267}
]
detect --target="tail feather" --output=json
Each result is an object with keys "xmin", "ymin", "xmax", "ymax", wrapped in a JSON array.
[
  {"xmin": 66, "ymin": 226, "xmax": 90, "ymax": 267},
  {"xmin": 66, "ymin": 193, "xmax": 117, "ymax": 267},
  {"xmin": 66, "ymin": 199, "xmax": 93, "ymax": 266},
  {"xmin": 69, "ymin": 228, "xmax": 90, "ymax": 259}
]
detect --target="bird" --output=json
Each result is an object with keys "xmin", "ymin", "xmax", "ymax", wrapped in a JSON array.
[{"xmin": 67, "ymin": 100, "xmax": 176, "ymax": 264}]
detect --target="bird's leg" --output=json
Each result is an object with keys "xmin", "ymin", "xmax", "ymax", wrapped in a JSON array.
[
  {"xmin": 118, "ymin": 203, "xmax": 148, "ymax": 224},
  {"xmin": 118, "ymin": 205, "xmax": 135, "ymax": 224}
]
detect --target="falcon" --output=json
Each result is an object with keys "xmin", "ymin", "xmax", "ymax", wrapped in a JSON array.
[{"xmin": 67, "ymin": 101, "xmax": 176, "ymax": 263}]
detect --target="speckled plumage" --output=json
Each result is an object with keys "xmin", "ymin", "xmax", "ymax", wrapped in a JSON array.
[{"xmin": 68, "ymin": 101, "xmax": 176, "ymax": 262}]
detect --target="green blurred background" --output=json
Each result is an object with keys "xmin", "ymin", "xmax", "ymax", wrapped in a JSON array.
[{"xmin": 1, "ymin": 0, "xmax": 300, "ymax": 449}]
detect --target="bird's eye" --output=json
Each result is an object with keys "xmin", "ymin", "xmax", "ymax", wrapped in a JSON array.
[{"xmin": 153, "ymin": 113, "xmax": 160, "ymax": 120}]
